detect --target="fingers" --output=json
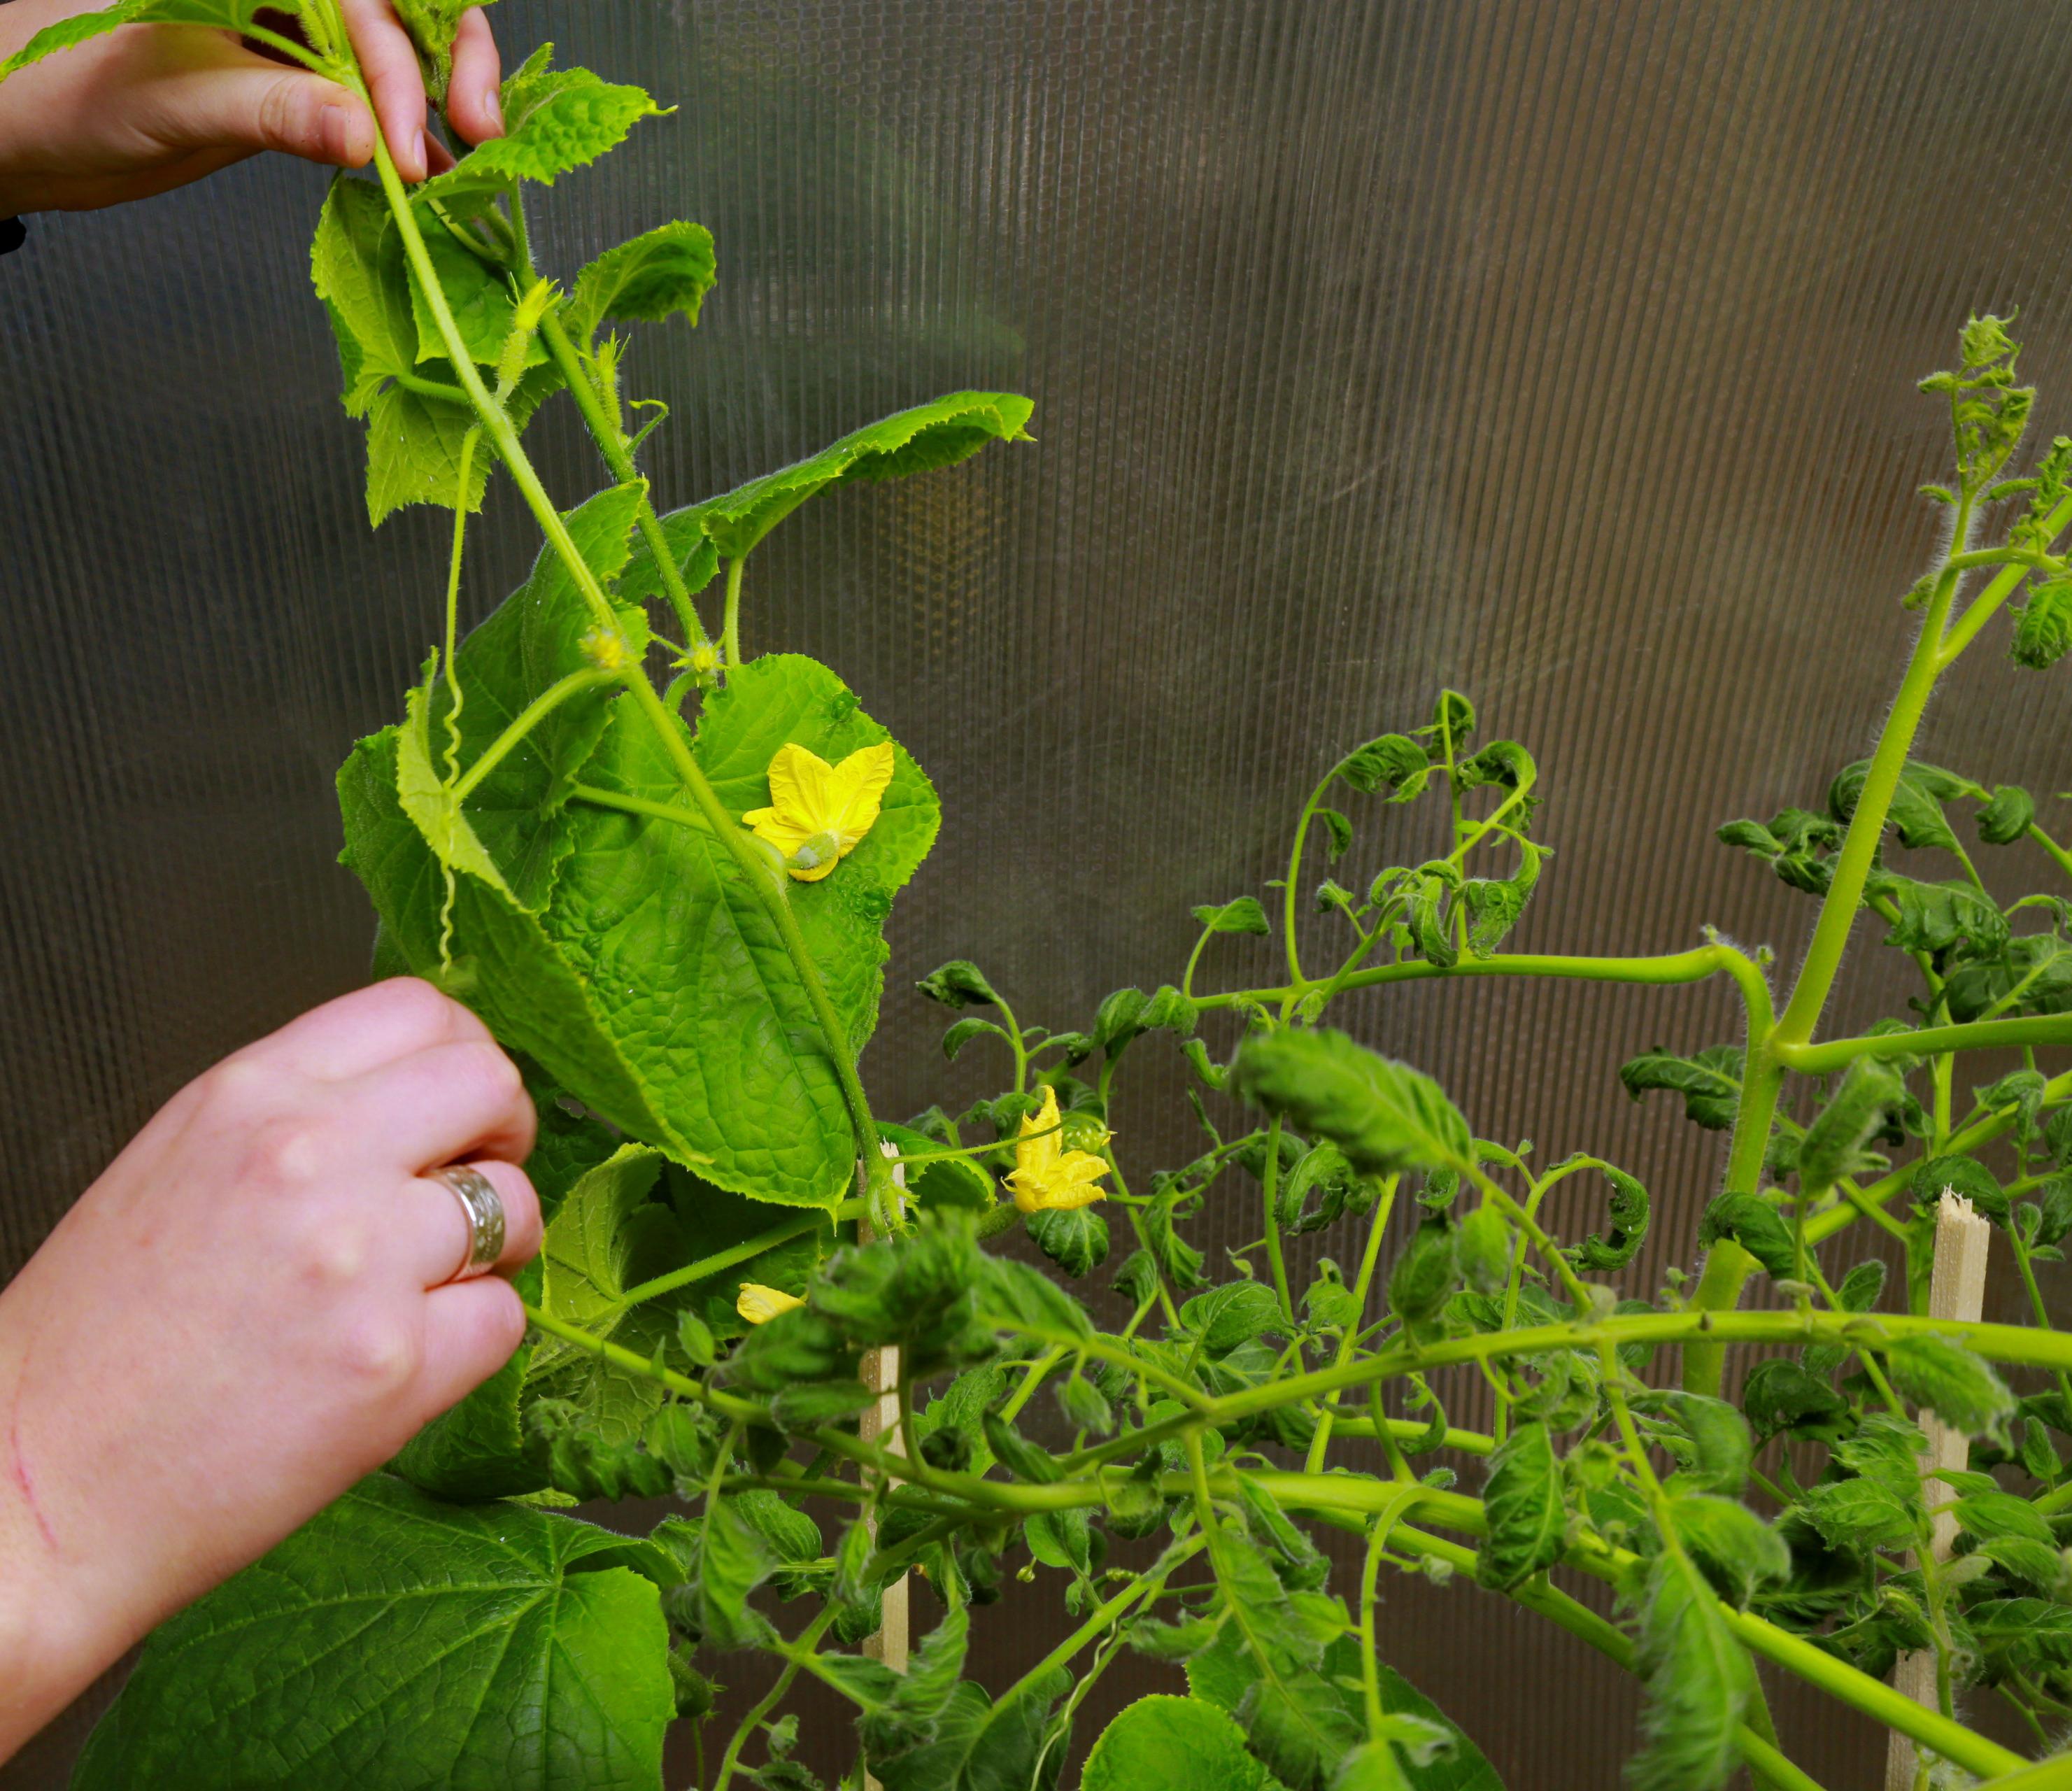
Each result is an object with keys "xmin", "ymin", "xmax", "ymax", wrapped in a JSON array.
[
  {"xmin": 147, "ymin": 62, "xmax": 377, "ymax": 168},
  {"xmin": 444, "ymin": 8, "xmax": 503, "ymax": 146},
  {"xmin": 414, "ymin": 1275, "xmax": 527, "ymax": 1417},
  {"xmin": 333, "ymin": 1038, "xmax": 537, "ymax": 1172},
  {"xmin": 336, "ymin": 0, "xmax": 430, "ymax": 179},
  {"xmin": 246, "ymin": 979, "xmax": 493, "ymax": 1082},
  {"xmin": 395, "ymin": 1157, "xmax": 542, "ymax": 1289}
]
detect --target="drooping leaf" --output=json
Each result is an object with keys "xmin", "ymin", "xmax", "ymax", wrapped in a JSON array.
[
  {"xmin": 1618, "ymin": 1044, "xmax": 1742, "ymax": 1130},
  {"xmin": 1668, "ymin": 1494, "xmax": 1789, "ymax": 1606},
  {"xmin": 1477, "ymin": 1422, "xmax": 1565, "ymax": 1590},
  {"xmin": 75, "ymin": 1476, "xmax": 673, "ymax": 1791},
  {"xmin": 1796, "ymin": 1059, "xmax": 1907, "ymax": 1192},
  {"xmin": 1869, "ymin": 872, "xmax": 2009, "ymax": 961},
  {"xmin": 1626, "ymin": 1550, "xmax": 1757, "ymax": 1791},
  {"xmin": 1026, "ymin": 1203, "xmax": 1109, "ymax": 1277},
  {"xmin": 1977, "ymin": 784, "xmax": 2037, "ymax": 844},
  {"xmin": 2010, "ymin": 577, "xmax": 2072, "ymax": 669},
  {"xmin": 1828, "ymin": 758, "xmax": 1975, "ymax": 856},
  {"xmin": 1192, "ymin": 895, "xmax": 1272, "ymax": 935},
  {"xmin": 1696, "ymin": 1191, "xmax": 1797, "ymax": 1281},
  {"xmin": 658, "ymin": 391, "xmax": 1035, "ymax": 562},
  {"xmin": 1885, "ymin": 1335, "xmax": 2015, "ymax": 1443},
  {"xmin": 1230, "ymin": 1028, "xmax": 1473, "ymax": 1177},
  {"xmin": 567, "ymin": 220, "xmax": 718, "ymax": 343},
  {"xmin": 1566, "ymin": 1160, "xmax": 1649, "ymax": 1271}
]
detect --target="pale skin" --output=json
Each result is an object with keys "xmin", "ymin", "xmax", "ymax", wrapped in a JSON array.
[
  {"xmin": 0, "ymin": 0, "xmax": 502, "ymax": 213},
  {"xmin": 0, "ymin": 1, "xmax": 541, "ymax": 1764}
]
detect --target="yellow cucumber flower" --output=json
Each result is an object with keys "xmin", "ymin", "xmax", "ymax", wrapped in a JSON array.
[
  {"xmin": 741, "ymin": 740, "xmax": 895, "ymax": 882},
  {"xmin": 1006, "ymin": 1085, "xmax": 1110, "ymax": 1215},
  {"xmin": 737, "ymin": 1282, "xmax": 804, "ymax": 1324}
]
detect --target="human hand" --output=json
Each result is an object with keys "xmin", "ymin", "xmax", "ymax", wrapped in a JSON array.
[
  {"xmin": 0, "ymin": 978, "xmax": 543, "ymax": 1759},
  {"xmin": 0, "ymin": 0, "xmax": 502, "ymax": 215}
]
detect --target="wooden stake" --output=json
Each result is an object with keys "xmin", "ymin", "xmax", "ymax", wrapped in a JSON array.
[
  {"xmin": 1885, "ymin": 1191, "xmax": 1991, "ymax": 1791},
  {"xmin": 857, "ymin": 1147, "xmax": 909, "ymax": 1791}
]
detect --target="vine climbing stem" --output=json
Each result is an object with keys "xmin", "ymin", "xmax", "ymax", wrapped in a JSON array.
[{"xmin": 361, "ymin": 126, "xmax": 893, "ymax": 1213}]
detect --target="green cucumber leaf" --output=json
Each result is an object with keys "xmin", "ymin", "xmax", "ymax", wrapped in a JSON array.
[
  {"xmin": 648, "ymin": 391, "xmax": 1035, "ymax": 564},
  {"xmin": 313, "ymin": 174, "xmax": 558, "ymax": 522},
  {"xmin": 74, "ymin": 1475, "xmax": 673, "ymax": 1791},
  {"xmin": 877, "ymin": 1119, "xmax": 994, "ymax": 1211},
  {"xmin": 0, "ymin": 4, "xmax": 132, "ymax": 79},
  {"xmin": 567, "ymin": 220, "xmax": 717, "ymax": 343},
  {"xmin": 428, "ymin": 481, "xmax": 645, "ymax": 910},
  {"xmin": 344, "ymin": 639, "xmax": 938, "ymax": 1208},
  {"xmin": 1081, "ymin": 1695, "xmax": 1268, "ymax": 1791},
  {"xmin": 527, "ymin": 1144, "xmax": 683, "ymax": 1442},
  {"xmin": 338, "ymin": 724, "xmax": 680, "ymax": 1147},
  {"xmin": 541, "ymin": 652, "xmax": 938, "ymax": 1203},
  {"xmin": 422, "ymin": 45, "xmax": 666, "ymax": 200},
  {"xmin": 407, "ymin": 222, "xmax": 551, "ymax": 369},
  {"xmin": 399, "ymin": 677, "xmax": 518, "ymax": 902}
]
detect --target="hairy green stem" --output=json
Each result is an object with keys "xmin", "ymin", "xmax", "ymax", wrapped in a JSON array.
[
  {"xmin": 1780, "ymin": 1012, "xmax": 2072, "ymax": 1075},
  {"xmin": 723, "ymin": 557, "xmax": 746, "ymax": 667},
  {"xmin": 536, "ymin": 311, "xmax": 713, "ymax": 654},
  {"xmin": 449, "ymin": 667, "xmax": 616, "ymax": 801},
  {"xmin": 618, "ymin": 1209, "xmax": 832, "ymax": 1308}
]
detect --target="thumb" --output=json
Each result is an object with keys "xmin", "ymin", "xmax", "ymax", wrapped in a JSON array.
[{"xmin": 151, "ymin": 64, "xmax": 378, "ymax": 169}]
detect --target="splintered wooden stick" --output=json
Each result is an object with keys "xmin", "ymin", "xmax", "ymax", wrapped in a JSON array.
[
  {"xmin": 858, "ymin": 1142, "xmax": 911, "ymax": 1685},
  {"xmin": 1885, "ymin": 1191, "xmax": 1992, "ymax": 1791}
]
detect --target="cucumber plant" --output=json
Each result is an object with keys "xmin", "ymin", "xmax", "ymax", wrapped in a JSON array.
[{"xmin": 10, "ymin": 7, "xmax": 2072, "ymax": 1791}]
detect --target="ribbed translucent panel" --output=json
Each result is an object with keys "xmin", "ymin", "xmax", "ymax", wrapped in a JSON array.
[{"xmin": 4, "ymin": 3, "xmax": 2070, "ymax": 1784}]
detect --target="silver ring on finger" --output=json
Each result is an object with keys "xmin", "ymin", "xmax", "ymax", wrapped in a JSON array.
[{"xmin": 430, "ymin": 1163, "xmax": 506, "ymax": 1282}]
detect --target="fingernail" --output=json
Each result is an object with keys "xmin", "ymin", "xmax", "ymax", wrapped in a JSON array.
[
  {"xmin": 483, "ymin": 86, "xmax": 503, "ymax": 134},
  {"xmin": 319, "ymin": 103, "xmax": 350, "ymax": 164},
  {"xmin": 412, "ymin": 125, "xmax": 427, "ymax": 176}
]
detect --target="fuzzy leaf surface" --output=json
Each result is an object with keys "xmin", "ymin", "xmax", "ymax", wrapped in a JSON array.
[{"xmin": 75, "ymin": 1475, "xmax": 672, "ymax": 1791}]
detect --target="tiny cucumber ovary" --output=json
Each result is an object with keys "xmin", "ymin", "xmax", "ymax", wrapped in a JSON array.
[{"xmin": 27, "ymin": 6, "xmax": 2072, "ymax": 1789}]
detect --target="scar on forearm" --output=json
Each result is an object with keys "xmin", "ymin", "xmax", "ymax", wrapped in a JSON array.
[{"xmin": 6, "ymin": 1401, "xmax": 59, "ymax": 1555}]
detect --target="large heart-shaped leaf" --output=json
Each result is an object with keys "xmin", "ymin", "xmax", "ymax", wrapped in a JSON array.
[{"xmin": 74, "ymin": 1475, "xmax": 674, "ymax": 1791}]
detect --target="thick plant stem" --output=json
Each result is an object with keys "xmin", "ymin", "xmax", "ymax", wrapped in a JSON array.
[
  {"xmin": 1690, "ymin": 569, "xmax": 1959, "ymax": 1393},
  {"xmin": 536, "ymin": 312, "xmax": 713, "ymax": 653}
]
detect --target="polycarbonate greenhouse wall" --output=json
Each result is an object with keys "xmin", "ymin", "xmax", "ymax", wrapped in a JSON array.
[{"xmin": 4, "ymin": 3, "xmax": 2071, "ymax": 1785}]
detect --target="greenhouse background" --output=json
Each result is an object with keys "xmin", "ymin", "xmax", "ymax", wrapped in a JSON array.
[{"xmin": 3, "ymin": 0, "xmax": 2070, "ymax": 1783}]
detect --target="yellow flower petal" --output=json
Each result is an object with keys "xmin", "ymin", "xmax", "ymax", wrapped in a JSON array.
[
  {"xmin": 740, "ymin": 741, "xmax": 896, "ymax": 882},
  {"xmin": 1007, "ymin": 1086, "xmax": 1109, "ymax": 1212},
  {"xmin": 737, "ymin": 1282, "xmax": 805, "ymax": 1324}
]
